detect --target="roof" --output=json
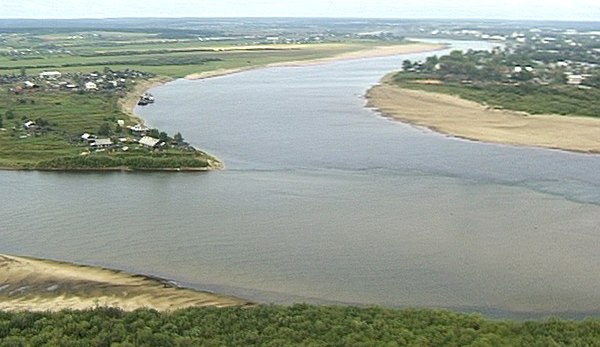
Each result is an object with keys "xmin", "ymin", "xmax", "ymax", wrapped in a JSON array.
[
  {"xmin": 139, "ymin": 136, "xmax": 160, "ymax": 148},
  {"xmin": 92, "ymin": 138, "xmax": 113, "ymax": 146},
  {"xmin": 39, "ymin": 71, "xmax": 61, "ymax": 76}
]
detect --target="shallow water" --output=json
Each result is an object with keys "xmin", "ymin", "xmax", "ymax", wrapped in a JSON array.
[{"xmin": 2, "ymin": 40, "xmax": 600, "ymax": 318}]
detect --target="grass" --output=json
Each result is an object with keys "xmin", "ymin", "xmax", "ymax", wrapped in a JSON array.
[
  {"xmin": 0, "ymin": 90, "xmax": 213, "ymax": 169},
  {"xmin": 393, "ymin": 74, "xmax": 600, "ymax": 118},
  {"xmin": 1, "ymin": 40, "xmax": 398, "ymax": 78}
]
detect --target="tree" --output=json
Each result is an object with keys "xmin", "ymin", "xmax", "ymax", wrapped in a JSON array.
[
  {"xmin": 115, "ymin": 124, "xmax": 122, "ymax": 133},
  {"xmin": 20, "ymin": 67, "xmax": 27, "ymax": 78},
  {"xmin": 98, "ymin": 122, "xmax": 111, "ymax": 136},
  {"xmin": 0, "ymin": 116, "xmax": 3, "ymax": 128},
  {"xmin": 174, "ymin": 132, "xmax": 184, "ymax": 144},
  {"xmin": 5, "ymin": 110, "xmax": 15, "ymax": 119},
  {"xmin": 402, "ymin": 59, "xmax": 413, "ymax": 71},
  {"xmin": 149, "ymin": 128, "xmax": 160, "ymax": 138},
  {"xmin": 159, "ymin": 132, "xmax": 169, "ymax": 141}
]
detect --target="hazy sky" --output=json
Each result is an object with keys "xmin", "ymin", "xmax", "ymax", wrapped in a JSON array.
[{"xmin": 1, "ymin": 0, "xmax": 599, "ymax": 21}]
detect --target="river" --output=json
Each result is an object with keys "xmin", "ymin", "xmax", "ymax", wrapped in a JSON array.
[{"xmin": 2, "ymin": 40, "xmax": 600, "ymax": 318}]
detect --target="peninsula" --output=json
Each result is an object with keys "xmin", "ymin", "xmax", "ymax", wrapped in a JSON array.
[{"xmin": 367, "ymin": 40, "xmax": 600, "ymax": 153}]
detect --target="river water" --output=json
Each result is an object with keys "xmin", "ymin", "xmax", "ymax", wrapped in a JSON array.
[{"xmin": 2, "ymin": 40, "xmax": 600, "ymax": 318}]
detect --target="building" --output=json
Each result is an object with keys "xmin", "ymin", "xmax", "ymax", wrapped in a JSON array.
[
  {"xmin": 567, "ymin": 74, "xmax": 584, "ymax": 85},
  {"xmin": 139, "ymin": 136, "xmax": 161, "ymax": 149},
  {"xmin": 128, "ymin": 124, "xmax": 149, "ymax": 136},
  {"xmin": 39, "ymin": 71, "xmax": 62, "ymax": 79},
  {"xmin": 90, "ymin": 138, "xmax": 113, "ymax": 148},
  {"xmin": 84, "ymin": 82, "xmax": 98, "ymax": 91}
]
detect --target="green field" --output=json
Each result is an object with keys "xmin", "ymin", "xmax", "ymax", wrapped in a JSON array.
[
  {"xmin": 393, "ymin": 73, "xmax": 600, "ymax": 118},
  {"xmin": 0, "ymin": 89, "xmax": 213, "ymax": 170},
  {"xmin": 1, "ymin": 29, "xmax": 401, "ymax": 77},
  {"xmin": 2, "ymin": 305, "xmax": 600, "ymax": 346}
]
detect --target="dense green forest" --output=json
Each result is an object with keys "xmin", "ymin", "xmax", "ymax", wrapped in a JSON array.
[{"xmin": 2, "ymin": 305, "xmax": 600, "ymax": 346}]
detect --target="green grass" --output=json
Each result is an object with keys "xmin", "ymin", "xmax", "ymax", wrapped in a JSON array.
[
  {"xmin": 393, "ymin": 74, "xmax": 600, "ymax": 118},
  {"xmin": 0, "ymin": 90, "xmax": 212, "ymax": 169},
  {"xmin": 2, "ymin": 41, "xmax": 399, "ymax": 78}
]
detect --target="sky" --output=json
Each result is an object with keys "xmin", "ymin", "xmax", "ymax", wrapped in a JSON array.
[{"xmin": 1, "ymin": 0, "xmax": 599, "ymax": 21}]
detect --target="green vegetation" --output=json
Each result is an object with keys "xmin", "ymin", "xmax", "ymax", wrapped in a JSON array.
[
  {"xmin": 0, "ymin": 89, "xmax": 213, "ymax": 170},
  {"xmin": 396, "ymin": 48, "xmax": 600, "ymax": 117},
  {"xmin": 2, "ymin": 305, "xmax": 600, "ymax": 346}
]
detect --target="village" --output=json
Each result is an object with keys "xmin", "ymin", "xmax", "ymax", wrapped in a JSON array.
[{"xmin": 1, "ymin": 68, "xmax": 155, "ymax": 95}]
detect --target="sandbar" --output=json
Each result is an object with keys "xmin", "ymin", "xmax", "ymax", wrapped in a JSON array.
[
  {"xmin": 185, "ymin": 43, "xmax": 446, "ymax": 80},
  {"xmin": 367, "ymin": 77, "xmax": 600, "ymax": 154},
  {"xmin": 0, "ymin": 254, "xmax": 251, "ymax": 312}
]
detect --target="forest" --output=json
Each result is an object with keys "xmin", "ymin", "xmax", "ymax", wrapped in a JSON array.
[{"xmin": 2, "ymin": 305, "xmax": 600, "ymax": 346}]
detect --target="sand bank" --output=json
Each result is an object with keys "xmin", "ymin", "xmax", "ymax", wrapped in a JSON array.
[
  {"xmin": 185, "ymin": 43, "xmax": 446, "ymax": 80},
  {"xmin": 0, "ymin": 254, "xmax": 251, "ymax": 312},
  {"xmin": 367, "ymin": 79, "xmax": 600, "ymax": 154},
  {"xmin": 118, "ymin": 76, "xmax": 172, "ymax": 122}
]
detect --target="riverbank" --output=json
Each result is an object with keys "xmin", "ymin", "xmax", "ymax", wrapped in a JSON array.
[
  {"xmin": 184, "ymin": 42, "xmax": 446, "ymax": 80},
  {"xmin": 0, "ymin": 254, "xmax": 251, "ymax": 312},
  {"xmin": 367, "ymin": 76, "xmax": 600, "ymax": 154}
]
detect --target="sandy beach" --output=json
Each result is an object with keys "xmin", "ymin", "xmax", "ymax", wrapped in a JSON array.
[
  {"xmin": 118, "ymin": 76, "xmax": 172, "ymax": 122},
  {"xmin": 367, "ymin": 78, "xmax": 600, "ymax": 154},
  {"xmin": 0, "ymin": 254, "xmax": 251, "ymax": 312},
  {"xmin": 185, "ymin": 42, "xmax": 446, "ymax": 80}
]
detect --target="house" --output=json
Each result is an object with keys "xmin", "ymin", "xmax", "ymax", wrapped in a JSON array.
[
  {"xmin": 90, "ymin": 138, "xmax": 113, "ymax": 148},
  {"xmin": 24, "ymin": 81, "xmax": 38, "ymax": 88},
  {"xmin": 39, "ymin": 71, "xmax": 62, "ymax": 79},
  {"xmin": 24, "ymin": 120, "xmax": 36, "ymax": 129},
  {"xmin": 567, "ymin": 74, "xmax": 584, "ymax": 85},
  {"xmin": 139, "ymin": 136, "xmax": 161, "ymax": 149},
  {"xmin": 84, "ymin": 82, "xmax": 98, "ymax": 91},
  {"xmin": 128, "ymin": 124, "xmax": 149, "ymax": 136}
]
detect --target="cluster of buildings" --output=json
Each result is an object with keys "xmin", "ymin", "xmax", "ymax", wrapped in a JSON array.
[
  {"xmin": 81, "ymin": 124, "xmax": 165, "ymax": 153},
  {"xmin": 5, "ymin": 69, "xmax": 155, "ymax": 94}
]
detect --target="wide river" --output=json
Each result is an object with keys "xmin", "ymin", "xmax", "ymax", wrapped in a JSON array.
[{"xmin": 3, "ymin": 40, "xmax": 600, "ymax": 318}]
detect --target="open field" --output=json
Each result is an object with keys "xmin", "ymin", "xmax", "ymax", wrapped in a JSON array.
[
  {"xmin": 367, "ymin": 76, "xmax": 600, "ymax": 153},
  {"xmin": 0, "ymin": 254, "xmax": 250, "ymax": 312}
]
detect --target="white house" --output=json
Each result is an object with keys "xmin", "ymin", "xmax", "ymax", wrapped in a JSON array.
[
  {"xmin": 567, "ymin": 74, "xmax": 584, "ymax": 85},
  {"xmin": 91, "ymin": 138, "xmax": 113, "ymax": 148},
  {"xmin": 39, "ymin": 71, "xmax": 62, "ymax": 79},
  {"xmin": 84, "ymin": 82, "xmax": 98, "ymax": 91},
  {"xmin": 139, "ymin": 136, "xmax": 161, "ymax": 149}
]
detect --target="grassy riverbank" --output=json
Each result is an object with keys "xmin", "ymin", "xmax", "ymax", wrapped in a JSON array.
[{"xmin": 0, "ymin": 86, "xmax": 219, "ymax": 170}]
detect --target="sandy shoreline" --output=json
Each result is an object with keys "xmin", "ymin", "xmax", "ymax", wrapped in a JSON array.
[
  {"xmin": 367, "ymin": 77, "xmax": 600, "ymax": 154},
  {"xmin": 119, "ymin": 76, "xmax": 172, "ymax": 123},
  {"xmin": 184, "ymin": 42, "xmax": 446, "ymax": 81},
  {"xmin": 0, "ymin": 254, "xmax": 251, "ymax": 312}
]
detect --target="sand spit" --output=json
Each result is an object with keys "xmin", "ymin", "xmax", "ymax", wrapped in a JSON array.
[
  {"xmin": 367, "ymin": 80, "xmax": 600, "ymax": 154},
  {"xmin": 0, "ymin": 254, "xmax": 251, "ymax": 312},
  {"xmin": 185, "ymin": 43, "xmax": 446, "ymax": 81}
]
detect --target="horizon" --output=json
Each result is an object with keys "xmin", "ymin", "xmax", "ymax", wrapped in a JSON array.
[
  {"xmin": 1, "ymin": 0, "xmax": 599, "ymax": 22},
  {"xmin": 1, "ymin": 16, "xmax": 599, "ymax": 25}
]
